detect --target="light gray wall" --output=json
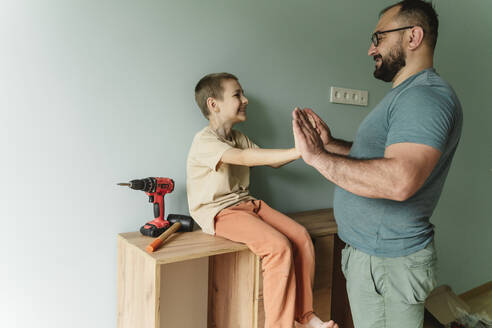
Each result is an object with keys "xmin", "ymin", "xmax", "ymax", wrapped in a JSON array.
[
  {"xmin": 1, "ymin": 0, "xmax": 490, "ymax": 327},
  {"xmin": 430, "ymin": 0, "xmax": 492, "ymax": 293}
]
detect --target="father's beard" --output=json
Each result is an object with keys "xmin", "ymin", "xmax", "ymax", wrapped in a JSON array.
[{"xmin": 373, "ymin": 42, "xmax": 406, "ymax": 82}]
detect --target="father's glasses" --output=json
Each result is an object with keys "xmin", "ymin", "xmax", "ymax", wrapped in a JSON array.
[{"xmin": 371, "ymin": 26, "xmax": 414, "ymax": 47}]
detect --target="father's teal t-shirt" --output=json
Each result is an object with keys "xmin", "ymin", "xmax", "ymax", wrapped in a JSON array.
[{"xmin": 333, "ymin": 68, "xmax": 463, "ymax": 257}]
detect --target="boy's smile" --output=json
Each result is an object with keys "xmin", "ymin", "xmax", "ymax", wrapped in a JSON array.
[{"xmin": 215, "ymin": 79, "xmax": 249, "ymax": 124}]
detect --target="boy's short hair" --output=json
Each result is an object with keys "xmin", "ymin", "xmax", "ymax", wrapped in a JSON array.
[{"xmin": 194, "ymin": 72, "xmax": 238, "ymax": 119}]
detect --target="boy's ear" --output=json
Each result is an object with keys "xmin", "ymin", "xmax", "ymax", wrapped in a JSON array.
[{"xmin": 206, "ymin": 97, "xmax": 219, "ymax": 113}]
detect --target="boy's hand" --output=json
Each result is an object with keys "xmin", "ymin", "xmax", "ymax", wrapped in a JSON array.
[
  {"xmin": 292, "ymin": 108, "xmax": 325, "ymax": 166},
  {"xmin": 303, "ymin": 108, "xmax": 333, "ymax": 149}
]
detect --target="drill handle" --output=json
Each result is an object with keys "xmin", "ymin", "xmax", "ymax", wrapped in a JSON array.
[
  {"xmin": 151, "ymin": 193, "xmax": 165, "ymax": 220},
  {"xmin": 153, "ymin": 203, "xmax": 160, "ymax": 219}
]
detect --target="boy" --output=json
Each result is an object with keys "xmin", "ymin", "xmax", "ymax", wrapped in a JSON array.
[{"xmin": 186, "ymin": 72, "xmax": 338, "ymax": 328}]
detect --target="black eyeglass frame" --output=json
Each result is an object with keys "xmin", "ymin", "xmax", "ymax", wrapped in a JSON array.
[{"xmin": 371, "ymin": 26, "xmax": 414, "ymax": 47}]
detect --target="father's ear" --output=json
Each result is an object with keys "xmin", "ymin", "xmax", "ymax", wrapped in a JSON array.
[
  {"xmin": 408, "ymin": 26, "xmax": 425, "ymax": 50},
  {"xmin": 206, "ymin": 97, "xmax": 219, "ymax": 113}
]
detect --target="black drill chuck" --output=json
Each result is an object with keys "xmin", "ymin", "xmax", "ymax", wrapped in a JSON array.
[{"xmin": 118, "ymin": 177, "xmax": 157, "ymax": 192}]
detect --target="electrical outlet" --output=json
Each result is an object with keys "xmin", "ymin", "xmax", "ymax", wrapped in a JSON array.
[{"xmin": 330, "ymin": 86, "xmax": 368, "ymax": 107}]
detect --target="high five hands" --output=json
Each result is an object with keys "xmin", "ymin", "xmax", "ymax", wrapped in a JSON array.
[{"xmin": 292, "ymin": 107, "xmax": 332, "ymax": 166}]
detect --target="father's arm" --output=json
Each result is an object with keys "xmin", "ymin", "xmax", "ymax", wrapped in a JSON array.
[{"xmin": 293, "ymin": 108, "xmax": 441, "ymax": 201}]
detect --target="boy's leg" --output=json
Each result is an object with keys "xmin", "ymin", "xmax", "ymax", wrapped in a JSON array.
[
  {"xmin": 253, "ymin": 200, "xmax": 315, "ymax": 324},
  {"xmin": 215, "ymin": 201, "xmax": 296, "ymax": 328}
]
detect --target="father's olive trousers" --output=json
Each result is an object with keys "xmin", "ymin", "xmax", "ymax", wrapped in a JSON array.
[{"xmin": 341, "ymin": 241, "xmax": 437, "ymax": 328}]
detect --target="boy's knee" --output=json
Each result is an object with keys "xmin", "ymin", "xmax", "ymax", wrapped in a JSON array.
[
  {"xmin": 270, "ymin": 235, "xmax": 293, "ymax": 259},
  {"xmin": 299, "ymin": 226, "xmax": 311, "ymax": 242},
  {"xmin": 288, "ymin": 221, "xmax": 311, "ymax": 241},
  {"xmin": 295, "ymin": 226, "xmax": 314, "ymax": 248},
  {"xmin": 297, "ymin": 227, "xmax": 315, "ymax": 261}
]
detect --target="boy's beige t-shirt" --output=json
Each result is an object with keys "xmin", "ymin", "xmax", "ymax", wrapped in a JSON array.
[{"xmin": 186, "ymin": 126, "xmax": 259, "ymax": 235}]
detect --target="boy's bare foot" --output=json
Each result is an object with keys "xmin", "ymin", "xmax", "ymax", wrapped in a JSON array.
[{"xmin": 295, "ymin": 314, "xmax": 340, "ymax": 328}]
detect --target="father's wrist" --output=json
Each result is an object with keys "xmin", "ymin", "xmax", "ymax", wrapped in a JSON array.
[
  {"xmin": 307, "ymin": 149, "xmax": 327, "ymax": 168},
  {"xmin": 324, "ymin": 138, "xmax": 352, "ymax": 156}
]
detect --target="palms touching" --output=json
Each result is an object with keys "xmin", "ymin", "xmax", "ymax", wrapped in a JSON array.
[{"xmin": 292, "ymin": 107, "xmax": 326, "ymax": 166}]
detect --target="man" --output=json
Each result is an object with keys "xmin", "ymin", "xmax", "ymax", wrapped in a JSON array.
[{"xmin": 292, "ymin": 1, "xmax": 463, "ymax": 327}]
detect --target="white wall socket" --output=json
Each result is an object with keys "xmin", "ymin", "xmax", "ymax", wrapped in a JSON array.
[{"xmin": 330, "ymin": 86, "xmax": 368, "ymax": 107}]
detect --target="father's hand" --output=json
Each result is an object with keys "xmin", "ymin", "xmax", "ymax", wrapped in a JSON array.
[
  {"xmin": 303, "ymin": 108, "xmax": 333, "ymax": 149},
  {"xmin": 292, "ymin": 107, "xmax": 325, "ymax": 166}
]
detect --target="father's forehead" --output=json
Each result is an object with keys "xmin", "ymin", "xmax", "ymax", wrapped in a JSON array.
[{"xmin": 374, "ymin": 5, "xmax": 401, "ymax": 32}]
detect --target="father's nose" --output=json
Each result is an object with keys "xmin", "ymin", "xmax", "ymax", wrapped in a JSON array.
[{"xmin": 368, "ymin": 42, "xmax": 377, "ymax": 56}]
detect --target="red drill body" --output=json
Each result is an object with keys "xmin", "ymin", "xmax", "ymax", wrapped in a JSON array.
[{"xmin": 118, "ymin": 177, "xmax": 174, "ymax": 237}]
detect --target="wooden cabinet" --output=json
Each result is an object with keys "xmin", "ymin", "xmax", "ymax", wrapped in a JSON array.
[{"xmin": 117, "ymin": 208, "xmax": 352, "ymax": 328}]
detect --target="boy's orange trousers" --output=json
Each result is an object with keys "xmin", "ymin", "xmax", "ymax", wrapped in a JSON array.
[{"xmin": 215, "ymin": 199, "xmax": 315, "ymax": 328}]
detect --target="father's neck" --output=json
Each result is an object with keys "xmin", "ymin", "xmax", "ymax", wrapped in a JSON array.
[{"xmin": 392, "ymin": 53, "xmax": 434, "ymax": 88}]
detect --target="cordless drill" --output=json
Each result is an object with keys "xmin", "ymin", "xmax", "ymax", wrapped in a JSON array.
[{"xmin": 118, "ymin": 177, "xmax": 174, "ymax": 237}]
